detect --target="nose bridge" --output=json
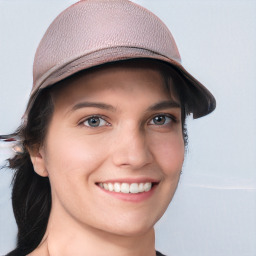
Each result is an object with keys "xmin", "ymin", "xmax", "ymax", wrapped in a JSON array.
[{"xmin": 111, "ymin": 123, "xmax": 152, "ymax": 169}]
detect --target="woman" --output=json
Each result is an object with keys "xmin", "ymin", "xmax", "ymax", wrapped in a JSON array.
[{"xmin": 2, "ymin": 0, "xmax": 215, "ymax": 255}]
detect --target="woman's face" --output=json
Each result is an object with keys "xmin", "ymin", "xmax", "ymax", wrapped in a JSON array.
[{"xmin": 37, "ymin": 61, "xmax": 184, "ymax": 237}]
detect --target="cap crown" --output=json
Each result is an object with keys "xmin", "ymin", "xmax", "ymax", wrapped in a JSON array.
[{"xmin": 33, "ymin": 0, "xmax": 180, "ymax": 90}]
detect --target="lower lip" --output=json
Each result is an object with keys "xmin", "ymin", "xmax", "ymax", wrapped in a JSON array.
[{"xmin": 97, "ymin": 184, "xmax": 157, "ymax": 202}]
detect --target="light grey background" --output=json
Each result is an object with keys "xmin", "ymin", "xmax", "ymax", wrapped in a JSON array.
[{"xmin": 0, "ymin": 0, "xmax": 256, "ymax": 255}]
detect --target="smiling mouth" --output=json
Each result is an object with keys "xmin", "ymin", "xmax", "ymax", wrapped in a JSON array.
[{"xmin": 96, "ymin": 182, "xmax": 158, "ymax": 194}]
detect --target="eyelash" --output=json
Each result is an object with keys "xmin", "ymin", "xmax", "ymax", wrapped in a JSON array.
[
  {"xmin": 80, "ymin": 113, "xmax": 177, "ymax": 128},
  {"xmin": 81, "ymin": 115, "xmax": 110, "ymax": 128},
  {"xmin": 148, "ymin": 114, "xmax": 177, "ymax": 126}
]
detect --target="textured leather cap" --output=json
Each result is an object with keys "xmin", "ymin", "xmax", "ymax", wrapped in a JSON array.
[{"xmin": 24, "ymin": 0, "xmax": 216, "ymax": 120}]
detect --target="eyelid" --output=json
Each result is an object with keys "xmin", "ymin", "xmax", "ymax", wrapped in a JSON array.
[
  {"xmin": 78, "ymin": 113, "xmax": 178, "ymax": 128},
  {"xmin": 79, "ymin": 115, "xmax": 110, "ymax": 127},
  {"xmin": 151, "ymin": 113, "xmax": 177, "ymax": 120},
  {"xmin": 148, "ymin": 113, "xmax": 177, "ymax": 125}
]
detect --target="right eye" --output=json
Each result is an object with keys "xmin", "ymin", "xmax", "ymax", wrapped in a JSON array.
[
  {"xmin": 83, "ymin": 116, "xmax": 109, "ymax": 128},
  {"xmin": 148, "ymin": 114, "xmax": 176, "ymax": 126}
]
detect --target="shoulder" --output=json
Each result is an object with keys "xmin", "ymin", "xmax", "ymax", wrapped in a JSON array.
[{"xmin": 156, "ymin": 251, "xmax": 167, "ymax": 256}]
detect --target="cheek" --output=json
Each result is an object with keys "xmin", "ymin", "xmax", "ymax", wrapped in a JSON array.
[
  {"xmin": 43, "ymin": 130, "xmax": 108, "ymax": 185},
  {"xmin": 149, "ymin": 133, "xmax": 185, "ymax": 176}
]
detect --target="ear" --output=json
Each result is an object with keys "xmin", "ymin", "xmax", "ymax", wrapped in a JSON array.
[{"xmin": 28, "ymin": 146, "xmax": 48, "ymax": 177}]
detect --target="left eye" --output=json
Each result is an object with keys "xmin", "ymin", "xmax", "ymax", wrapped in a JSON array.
[
  {"xmin": 83, "ymin": 116, "xmax": 108, "ymax": 127},
  {"xmin": 149, "ymin": 115, "xmax": 173, "ymax": 126}
]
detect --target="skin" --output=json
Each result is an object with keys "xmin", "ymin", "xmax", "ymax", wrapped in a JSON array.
[{"xmin": 29, "ymin": 61, "xmax": 185, "ymax": 256}]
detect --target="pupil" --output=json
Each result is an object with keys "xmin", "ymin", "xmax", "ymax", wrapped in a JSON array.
[
  {"xmin": 154, "ymin": 116, "xmax": 165, "ymax": 125},
  {"xmin": 89, "ymin": 117, "xmax": 100, "ymax": 127}
]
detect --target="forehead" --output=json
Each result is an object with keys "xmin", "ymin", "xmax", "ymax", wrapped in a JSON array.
[{"xmin": 51, "ymin": 59, "xmax": 182, "ymax": 104}]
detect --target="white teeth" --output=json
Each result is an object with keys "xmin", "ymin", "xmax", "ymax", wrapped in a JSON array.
[
  {"xmin": 138, "ymin": 183, "xmax": 144, "ymax": 192},
  {"xmin": 129, "ymin": 183, "xmax": 139, "ymax": 193},
  {"xmin": 114, "ymin": 182, "xmax": 121, "ymax": 192},
  {"xmin": 121, "ymin": 183, "xmax": 130, "ymax": 193},
  {"xmin": 108, "ymin": 183, "xmax": 114, "ymax": 191},
  {"xmin": 144, "ymin": 182, "xmax": 152, "ymax": 192},
  {"xmin": 99, "ymin": 182, "xmax": 154, "ymax": 193}
]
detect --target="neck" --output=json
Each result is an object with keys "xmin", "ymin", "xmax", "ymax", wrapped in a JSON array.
[{"xmin": 29, "ymin": 203, "xmax": 156, "ymax": 256}]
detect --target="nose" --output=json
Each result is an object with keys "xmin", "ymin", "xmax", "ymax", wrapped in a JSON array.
[{"xmin": 111, "ymin": 126, "xmax": 153, "ymax": 170}]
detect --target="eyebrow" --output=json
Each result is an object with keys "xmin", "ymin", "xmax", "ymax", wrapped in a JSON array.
[
  {"xmin": 70, "ymin": 100, "xmax": 180, "ymax": 113},
  {"xmin": 147, "ymin": 100, "xmax": 181, "ymax": 111},
  {"xmin": 71, "ymin": 102, "xmax": 116, "ymax": 112}
]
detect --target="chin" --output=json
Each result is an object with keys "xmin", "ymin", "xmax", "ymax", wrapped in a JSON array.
[{"xmin": 99, "ymin": 213, "xmax": 159, "ymax": 238}]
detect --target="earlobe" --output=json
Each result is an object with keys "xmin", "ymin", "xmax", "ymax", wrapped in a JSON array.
[{"xmin": 29, "ymin": 147, "xmax": 48, "ymax": 177}]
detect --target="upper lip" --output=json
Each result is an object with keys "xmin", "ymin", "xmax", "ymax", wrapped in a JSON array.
[{"xmin": 96, "ymin": 178, "xmax": 160, "ymax": 184}]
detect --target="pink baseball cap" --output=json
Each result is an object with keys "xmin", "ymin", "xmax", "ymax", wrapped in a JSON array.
[{"xmin": 24, "ymin": 0, "xmax": 216, "ymax": 120}]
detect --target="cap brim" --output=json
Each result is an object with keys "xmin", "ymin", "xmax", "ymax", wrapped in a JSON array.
[{"xmin": 25, "ymin": 47, "xmax": 216, "ymax": 120}]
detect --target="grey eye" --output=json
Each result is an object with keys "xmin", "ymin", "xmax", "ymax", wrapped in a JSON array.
[
  {"xmin": 149, "ymin": 115, "xmax": 173, "ymax": 126},
  {"xmin": 83, "ymin": 116, "xmax": 108, "ymax": 127},
  {"xmin": 152, "ymin": 115, "xmax": 166, "ymax": 125}
]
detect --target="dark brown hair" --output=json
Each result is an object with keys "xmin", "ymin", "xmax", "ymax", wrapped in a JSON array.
[{"xmin": 6, "ymin": 87, "xmax": 54, "ymax": 256}]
